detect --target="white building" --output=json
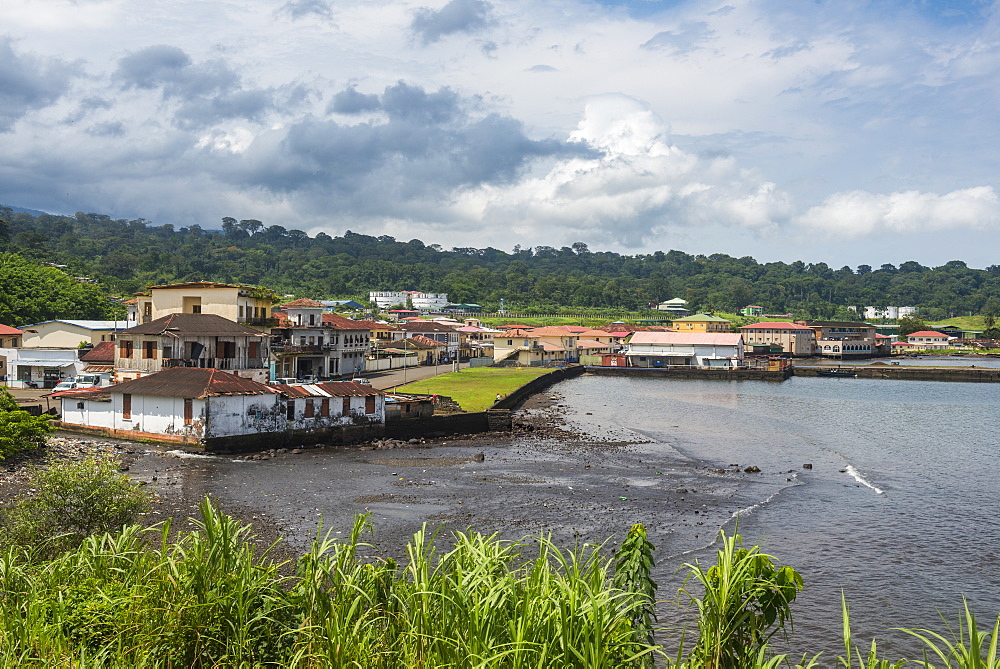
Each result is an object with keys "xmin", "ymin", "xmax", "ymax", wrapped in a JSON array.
[
  {"xmin": 1, "ymin": 347, "xmax": 84, "ymax": 388},
  {"xmin": 369, "ymin": 291, "xmax": 450, "ymax": 311},
  {"xmin": 863, "ymin": 306, "xmax": 917, "ymax": 320},
  {"xmin": 624, "ymin": 332, "xmax": 745, "ymax": 368},
  {"xmin": 52, "ymin": 367, "xmax": 386, "ymax": 451}
]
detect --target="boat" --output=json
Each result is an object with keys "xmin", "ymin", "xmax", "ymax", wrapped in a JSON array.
[{"xmin": 816, "ymin": 368, "xmax": 856, "ymax": 378}]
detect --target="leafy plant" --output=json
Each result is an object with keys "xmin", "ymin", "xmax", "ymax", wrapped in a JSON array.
[
  {"xmin": 680, "ymin": 528, "xmax": 804, "ymax": 669},
  {"xmin": 1, "ymin": 457, "xmax": 150, "ymax": 554},
  {"xmin": 0, "ymin": 409, "xmax": 54, "ymax": 459}
]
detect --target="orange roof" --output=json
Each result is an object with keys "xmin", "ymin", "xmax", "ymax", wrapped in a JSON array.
[
  {"xmin": 907, "ymin": 331, "xmax": 948, "ymax": 338},
  {"xmin": 323, "ymin": 313, "xmax": 373, "ymax": 330},
  {"xmin": 283, "ymin": 298, "xmax": 324, "ymax": 308},
  {"xmin": 80, "ymin": 341, "xmax": 115, "ymax": 363},
  {"xmin": 740, "ymin": 322, "xmax": 813, "ymax": 331},
  {"xmin": 0, "ymin": 324, "xmax": 24, "ymax": 335}
]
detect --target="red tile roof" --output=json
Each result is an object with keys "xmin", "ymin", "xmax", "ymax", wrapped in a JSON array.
[
  {"xmin": 282, "ymin": 298, "xmax": 324, "ymax": 308},
  {"xmin": 907, "ymin": 331, "xmax": 948, "ymax": 338},
  {"xmin": 122, "ymin": 313, "xmax": 267, "ymax": 337},
  {"xmin": 0, "ymin": 324, "xmax": 23, "ymax": 335},
  {"xmin": 322, "ymin": 313, "xmax": 374, "ymax": 330}
]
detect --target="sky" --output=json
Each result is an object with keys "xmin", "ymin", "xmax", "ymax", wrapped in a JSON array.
[{"xmin": 2, "ymin": 0, "xmax": 999, "ymax": 268}]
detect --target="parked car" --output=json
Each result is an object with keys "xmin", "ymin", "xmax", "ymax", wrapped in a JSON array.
[
  {"xmin": 350, "ymin": 377, "xmax": 372, "ymax": 386},
  {"xmin": 53, "ymin": 380, "xmax": 79, "ymax": 391},
  {"xmin": 272, "ymin": 377, "xmax": 298, "ymax": 385}
]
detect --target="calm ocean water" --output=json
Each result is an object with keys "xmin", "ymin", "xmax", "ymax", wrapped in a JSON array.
[{"xmin": 557, "ymin": 374, "xmax": 1000, "ymax": 659}]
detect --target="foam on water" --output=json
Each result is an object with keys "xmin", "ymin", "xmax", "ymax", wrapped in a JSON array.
[
  {"xmin": 163, "ymin": 450, "xmax": 223, "ymax": 460},
  {"xmin": 844, "ymin": 464, "xmax": 884, "ymax": 495}
]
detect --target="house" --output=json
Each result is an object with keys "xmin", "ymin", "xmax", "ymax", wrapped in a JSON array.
[
  {"xmin": 1, "ymin": 347, "xmax": 83, "ymax": 388},
  {"xmin": 670, "ymin": 314, "xmax": 734, "ymax": 333},
  {"xmin": 53, "ymin": 368, "xmax": 386, "ymax": 450},
  {"xmin": 900, "ymin": 331, "xmax": 951, "ymax": 350},
  {"xmin": 115, "ymin": 313, "xmax": 271, "ymax": 383},
  {"xmin": 19, "ymin": 320, "xmax": 134, "ymax": 348},
  {"xmin": 740, "ymin": 305, "xmax": 765, "ymax": 318},
  {"xmin": 271, "ymin": 381, "xmax": 385, "ymax": 442},
  {"xmin": 78, "ymin": 341, "xmax": 116, "ymax": 384},
  {"xmin": 270, "ymin": 300, "xmax": 373, "ymax": 379},
  {"xmin": 491, "ymin": 330, "xmax": 568, "ymax": 366},
  {"xmin": 656, "ymin": 297, "xmax": 690, "ymax": 315},
  {"xmin": 131, "ymin": 281, "xmax": 278, "ymax": 329},
  {"xmin": 739, "ymin": 322, "xmax": 816, "ymax": 357},
  {"xmin": 0, "ymin": 325, "xmax": 24, "ymax": 349},
  {"xmin": 391, "ymin": 321, "xmax": 460, "ymax": 362},
  {"xmin": 796, "ymin": 320, "xmax": 880, "ymax": 358},
  {"xmin": 624, "ymin": 332, "xmax": 745, "ymax": 368}
]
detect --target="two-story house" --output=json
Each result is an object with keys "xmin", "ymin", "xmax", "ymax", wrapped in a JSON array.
[
  {"xmin": 739, "ymin": 322, "xmax": 816, "ymax": 357},
  {"xmin": 796, "ymin": 320, "xmax": 880, "ymax": 358},
  {"xmin": 130, "ymin": 281, "xmax": 278, "ymax": 330},
  {"xmin": 390, "ymin": 321, "xmax": 460, "ymax": 362},
  {"xmin": 270, "ymin": 300, "xmax": 373, "ymax": 379},
  {"xmin": 115, "ymin": 313, "xmax": 270, "ymax": 383}
]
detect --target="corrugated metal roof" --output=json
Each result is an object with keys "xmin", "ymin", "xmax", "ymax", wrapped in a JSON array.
[
  {"xmin": 48, "ymin": 386, "xmax": 113, "ymax": 401},
  {"xmin": 273, "ymin": 381, "xmax": 383, "ymax": 398},
  {"xmin": 111, "ymin": 367, "xmax": 278, "ymax": 398},
  {"xmin": 121, "ymin": 313, "xmax": 268, "ymax": 337},
  {"xmin": 83, "ymin": 364, "xmax": 114, "ymax": 373},
  {"xmin": 80, "ymin": 341, "xmax": 116, "ymax": 363}
]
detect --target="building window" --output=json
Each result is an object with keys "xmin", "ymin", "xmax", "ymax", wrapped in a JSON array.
[
  {"xmin": 142, "ymin": 341, "xmax": 157, "ymax": 359},
  {"xmin": 342, "ymin": 397, "xmax": 351, "ymax": 416},
  {"xmin": 192, "ymin": 305, "xmax": 201, "ymax": 314},
  {"xmin": 365, "ymin": 395, "xmax": 375, "ymax": 414},
  {"xmin": 122, "ymin": 394, "xmax": 131, "ymax": 420},
  {"xmin": 321, "ymin": 398, "xmax": 330, "ymax": 417},
  {"xmin": 248, "ymin": 341, "xmax": 259, "ymax": 359},
  {"xmin": 184, "ymin": 398, "xmax": 193, "ymax": 425},
  {"xmin": 304, "ymin": 399, "xmax": 315, "ymax": 418},
  {"xmin": 286, "ymin": 400, "xmax": 295, "ymax": 420},
  {"xmin": 119, "ymin": 340, "xmax": 134, "ymax": 359}
]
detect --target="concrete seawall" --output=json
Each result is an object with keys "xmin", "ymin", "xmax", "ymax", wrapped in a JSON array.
[
  {"xmin": 585, "ymin": 366, "xmax": 792, "ymax": 381},
  {"xmin": 794, "ymin": 365, "xmax": 1000, "ymax": 382}
]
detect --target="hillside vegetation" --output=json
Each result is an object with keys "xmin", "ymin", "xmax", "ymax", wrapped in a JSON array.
[{"xmin": 3, "ymin": 207, "xmax": 1000, "ymax": 323}]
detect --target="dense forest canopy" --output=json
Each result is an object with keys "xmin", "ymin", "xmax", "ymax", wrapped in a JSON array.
[{"xmin": 2, "ymin": 207, "xmax": 1000, "ymax": 323}]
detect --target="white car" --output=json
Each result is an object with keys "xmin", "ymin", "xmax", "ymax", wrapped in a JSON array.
[
  {"xmin": 53, "ymin": 380, "xmax": 79, "ymax": 391},
  {"xmin": 350, "ymin": 377, "xmax": 372, "ymax": 386}
]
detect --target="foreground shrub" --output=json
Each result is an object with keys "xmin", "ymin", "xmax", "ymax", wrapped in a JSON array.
[
  {"xmin": 0, "ymin": 403, "xmax": 53, "ymax": 459},
  {"xmin": 1, "ymin": 457, "xmax": 150, "ymax": 555}
]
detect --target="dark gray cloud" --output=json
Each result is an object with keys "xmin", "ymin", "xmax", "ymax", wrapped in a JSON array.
[
  {"xmin": 0, "ymin": 38, "xmax": 77, "ymax": 133},
  {"xmin": 115, "ymin": 45, "xmax": 276, "ymax": 128},
  {"xmin": 231, "ymin": 81, "xmax": 594, "ymax": 210},
  {"xmin": 328, "ymin": 86, "xmax": 381, "ymax": 114},
  {"xmin": 411, "ymin": 0, "xmax": 495, "ymax": 45},
  {"xmin": 278, "ymin": 0, "xmax": 333, "ymax": 20}
]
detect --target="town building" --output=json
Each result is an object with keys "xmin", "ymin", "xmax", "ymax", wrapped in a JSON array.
[
  {"xmin": 863, "ymin": 306, "xmax": 917, "ymax": 320},
  {"xmin": 52, "ymin": 368, "xmax": 386, "ymax": 450},
  {"xmin": 114, "ymin": 313, "xmax": 271, "ymax": 383},
  {"xmin": 130, "ymin": 281, "xmax": 277, "ymax": 329},
  {"xmin": 670, "ymin": 313, "xmax": 733, "ymax": 333},
  {"xmin": 270, "ymin": 300, "xmax": 373, "ymax": 379},
  {"xmin": 894, "ymin": 330, "xmax": 951, "ymax": 351},
  {"xmin": 740, "ymin": 305, "xmax": 765, "ymax": 318},
  {"xmin": 390, "ymin": 321, "xmax": 460, "ymax": 362},
  {"xmin": 369, "ymin": 291, "xmax": 450, "ymax": 311},
  {"xmin": 19, "ymin": 320, "xmax": 134, "ymax": 348},
  {"xmin": 624, "ymin": 332, "xmax": 745, "ymax": 368},
  {"xmin": 656, "ymin": 297, "xmax": 689, "ymax": 315},
  {"xmin": 739, "ymin": 322, "xmax": 816, "ymax": 357},
  {"xmin": 796, "ymin": 320, "xmax": 882, "ymax": 358}
]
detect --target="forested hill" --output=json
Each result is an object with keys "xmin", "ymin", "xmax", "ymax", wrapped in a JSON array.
[{"xmin": 2, "ymin": 207, "xmax": 999, "ymax": 322}]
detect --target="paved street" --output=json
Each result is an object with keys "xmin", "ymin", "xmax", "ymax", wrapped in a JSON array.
[{"xmin": 363, "ymin": 361, "xmax": 466, "ymax": 391}]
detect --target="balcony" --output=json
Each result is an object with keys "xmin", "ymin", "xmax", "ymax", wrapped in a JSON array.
[{"xmin": 271, "ymin": 344, "xmax": 331, "ymax": 355}]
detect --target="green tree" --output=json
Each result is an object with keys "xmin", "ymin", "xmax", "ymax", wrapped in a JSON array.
[
  {"xmin": 0, "ymin": 409, "xmax": 54, "ymax": 459},
  {"xmin": 898, "ymin": 315, "xmax": 928, "ymax": 337}
]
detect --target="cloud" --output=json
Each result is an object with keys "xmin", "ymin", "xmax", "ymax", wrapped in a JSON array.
[
  {"xmin": 278, "ymin": 0, "xmax": 333, "ymax": 21},
  {"xmin": 226, "ymin": 81, "xmax": 591, "ymax": 209},
  {"xmin": 114, "ymin": 45, "xmax": 275, "ymax": 128},
  {"xmin": 328, "ymin": 86, "xmax": 381, "ymax": 114},
  {"xmin": 0, "ymin": 38, "xmax": 77, "ymax": 132},
  {"xmin": 411, "ymin": 0, "xmax": 495, "ymax": 45},
  {"xmin": 798, "ymin": 187, "xmax": 1000, "ymax": 238}
]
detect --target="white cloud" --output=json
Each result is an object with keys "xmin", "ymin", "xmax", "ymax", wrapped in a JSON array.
[{"xmin": 798, "ymin": 187, "xmax": 1000, "ymax": 238}]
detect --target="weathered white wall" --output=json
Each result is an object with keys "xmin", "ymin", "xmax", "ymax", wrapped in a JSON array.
[
  {"xmin": 113, "ymin": 393, "xmax": 205, "ymax": 438},
  {"xmin": 206, "ymin": 394, "xmax": 283, "ymax": 438},
  {"xmin": 59, "ymin": 398, "xmax": 114, "ymax": 429},
  {"xmin": 285, "ymin": 395, "xmax": 385, "ymax": 430}
]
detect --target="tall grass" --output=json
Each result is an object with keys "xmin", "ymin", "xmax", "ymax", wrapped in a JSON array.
[{"xmin": 0, "ymin": 498, "xmax": 662, "ymax": 667}]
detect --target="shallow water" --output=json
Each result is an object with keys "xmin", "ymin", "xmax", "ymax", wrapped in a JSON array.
[
  {"xmin": 170, "ymin": 373, "xmax": 1000, "ymax": 660},
  {"xmin": 557, "ymin": 374, "xmax": 1000, "ymax": 658}
]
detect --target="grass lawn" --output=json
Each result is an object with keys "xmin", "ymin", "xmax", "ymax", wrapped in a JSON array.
[{"xmin": 396, "ymin": 367, "xmax": 551, "ymax": 412}]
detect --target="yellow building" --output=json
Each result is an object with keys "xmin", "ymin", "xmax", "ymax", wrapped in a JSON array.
[
  {"xmin": 670, "ymin": 313, "xmax": 733, "ymax": 333},
  {"xmin": 132, "ymin": 282, "xmax": 277, "ymax": 328},
  {"xmin": 19, "ymin": 320, "xmax": 132, "ymax": 348}
]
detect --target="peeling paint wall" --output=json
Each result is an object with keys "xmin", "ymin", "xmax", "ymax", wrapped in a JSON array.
[{"xmin": 205, "ymin": 394, "xmax": 284, "ymax": 438}]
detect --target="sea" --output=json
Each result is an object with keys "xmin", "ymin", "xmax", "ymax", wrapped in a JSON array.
[
  {"xmin": 554, "ymin": 373, "xmax": 1000, "ymax": 660},
  {"xmin": 170, "ymin": 370, "xmax": 1000, "ymax": 661}
]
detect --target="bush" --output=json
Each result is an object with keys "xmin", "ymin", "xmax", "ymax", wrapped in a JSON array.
[
  {"xmin": 0, "ymin": 408, "xmax": 54, "ymax": 459},
  {"xmin": 1, "ymin": 457, "xmax": 150, "ymax": 554}
]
